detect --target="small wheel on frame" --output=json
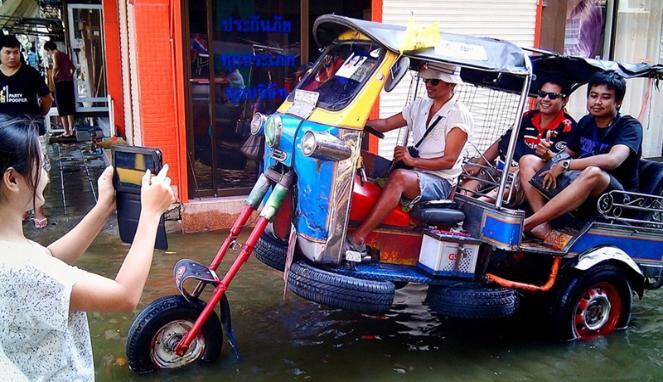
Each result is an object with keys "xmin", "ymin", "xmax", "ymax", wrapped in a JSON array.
[
  {"xmin": 551, "ymin": 265, "xmax": 632, "ymax": 341},
  {"xmin": 126, "ymin": 295, "xmax": 223, "ymax": 374}
]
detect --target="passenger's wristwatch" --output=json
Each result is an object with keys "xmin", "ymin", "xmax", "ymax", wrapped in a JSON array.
[{"xmin": 561, "ymin": 159, "xmax": 571, "ymax": 171}]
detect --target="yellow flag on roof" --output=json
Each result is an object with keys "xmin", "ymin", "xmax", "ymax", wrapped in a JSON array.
[{"xmin": 400, "ymin": 19, "xmax": 441, "ymax": 53}]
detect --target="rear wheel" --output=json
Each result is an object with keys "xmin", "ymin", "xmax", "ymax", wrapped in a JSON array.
[
  {"xmin": 552, "ymin": 265, "xmax": 632, "ymax": 341},
  {"xmin": 126, "ymin": 295, "xmax": 223, "ymax": 374}
]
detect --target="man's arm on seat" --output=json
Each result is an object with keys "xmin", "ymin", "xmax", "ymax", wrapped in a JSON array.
[{"xmin": 567, "ymin": 144, "xmax": 631, "ymax": 171}]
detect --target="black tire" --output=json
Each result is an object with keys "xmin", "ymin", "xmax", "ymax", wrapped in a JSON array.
[
  {"xmin": 287, "ymin": 261, "xmax": 395, "ymax": 314},
  {"xmin": 551, "ymin": 265, "xmax": 632, "ymax": 341},
  {"xmin": 126, "ymin": 295, "xmax": 223, "ymax": 374},
  {"xmin": 426, "ymin": 284, "xmax": 519, "ymax": 320},
  {"xmin": 253, "ymin": 233, "xmax": 287, "ymax": 271}
]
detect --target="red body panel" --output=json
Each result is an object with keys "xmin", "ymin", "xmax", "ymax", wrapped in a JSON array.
[{"xmin": 349, "ymin": 176, "xmax": 412, "ymax": 227}]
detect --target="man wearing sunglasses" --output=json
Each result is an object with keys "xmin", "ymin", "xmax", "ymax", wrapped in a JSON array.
[
  {"xmin": 522, "ymin": 71, "xmax": 643, "ymax": 249},
  {"xmin": 346, "ymin": 62, "xmax": 473, "ymax": 255},
  {"xmin": 462, "ymin": 77, "xmax": 576, "ymax": 206}
]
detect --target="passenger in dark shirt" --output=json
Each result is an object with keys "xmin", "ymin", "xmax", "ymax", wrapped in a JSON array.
[{"xmin": 521, "ymin": 72, "xmax": 643, "ymax": 249}]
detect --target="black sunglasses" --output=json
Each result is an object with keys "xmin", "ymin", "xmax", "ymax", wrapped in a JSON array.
[
  {"xmin": 537, "ymin": 90, "xmax": 566, "ymax": 100},
  {"xmin": 424, "ymin": 78, "xmax": 441, "ymax": 86}
]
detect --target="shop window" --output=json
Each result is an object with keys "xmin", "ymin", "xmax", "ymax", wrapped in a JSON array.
[
  {"xmin": 185, "ymin": 0, "xmax": 371, "ymax": 197},
  {"xmin": 187, "ymin": 0, "xmax": 301, "ymax": 196}
]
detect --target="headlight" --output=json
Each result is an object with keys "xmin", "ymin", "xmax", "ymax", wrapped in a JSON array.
[
  {"xmin": 264, "ymin": 115, "xmax": 282, "ymax": 148},
  {"xmin": 301, "ymin": 131, "xmax": 352, "ymax": 161},
  {"xmin": 250, "ymin": 113, "xmax": 266, "ymax": 135}
]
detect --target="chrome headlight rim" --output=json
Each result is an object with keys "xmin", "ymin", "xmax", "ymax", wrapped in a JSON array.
[
  {"xmin": 264, "ymin": 114, "xmax": 283, "ymax": 148},
  {"xmin": 250, "ymin": 112, "xmax": 266, "ymax": 135}
]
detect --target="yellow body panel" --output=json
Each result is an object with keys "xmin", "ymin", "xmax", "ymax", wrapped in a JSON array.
[{"xmin": 277, "ymin": 49, "xmax": 399, "ymax": 129}]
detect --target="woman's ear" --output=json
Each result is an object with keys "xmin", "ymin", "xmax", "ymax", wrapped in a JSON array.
[{"xmin": 2, "ymin": 168, "xmax": 20, "ymax": 193}]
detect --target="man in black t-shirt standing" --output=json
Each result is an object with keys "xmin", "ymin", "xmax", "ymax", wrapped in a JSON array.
[
  {"xmin": 0, "ymin": 35, "xmax": 52, "ymax": 118},
  {"xmin": 521, "ymin": 71, "xmax": 643, "ymax": 249},
  {"xmin": 1, "ymin": 35, "xmax": 53, "ymax": 229}
]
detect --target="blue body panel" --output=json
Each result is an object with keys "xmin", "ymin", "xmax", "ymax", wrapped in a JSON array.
[
  {"xmin": 260, "ymin": 113, "xmax": 339, "ymax": 242},
  {"xmin": 569, "ymin": 226, "xmax": 663, "ymax": 264},
  {"xmin": 293, "ymin": 121, "xmax": 339, "ymax": 241},
  {"xmin": 481, "ymin": 214, "xmax": 522, "ymax": 247}
]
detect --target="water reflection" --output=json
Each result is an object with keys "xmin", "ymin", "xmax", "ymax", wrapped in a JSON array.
[{"xmin": 31, "ymin": 227, "xmax": 663, "ymax": 381}]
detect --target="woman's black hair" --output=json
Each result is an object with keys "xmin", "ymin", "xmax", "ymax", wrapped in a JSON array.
[{"xmin": 0, "ymin": 115, "xmax": 43, "ymax": 207}]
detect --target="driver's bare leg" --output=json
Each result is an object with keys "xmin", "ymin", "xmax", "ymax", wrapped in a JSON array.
[
  {"xmin": 523, "ymin": 166, "xmax": 610, "ymax": 234},
  {"xmin": 349, "ymin": 169, "xmax": 421, "ymax": 245}
]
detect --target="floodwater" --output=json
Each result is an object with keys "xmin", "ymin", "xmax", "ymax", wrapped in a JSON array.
[
  {"xmin": 29, "ymin": 226, "xmax": 663, "ymax": 382},
  {"xmin": 29, "ymin": 141, "xmax": 662, "ymax": 381}
]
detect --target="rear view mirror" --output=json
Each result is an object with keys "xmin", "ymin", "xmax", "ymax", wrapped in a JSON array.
[{"xmin": 384, "ymin": 57, "xmax": 410, "ymax": 92}]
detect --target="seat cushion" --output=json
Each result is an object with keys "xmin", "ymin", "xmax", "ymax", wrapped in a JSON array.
[
  {"xmin": 410, "ymin": 204, "xmax": 465, "ymax": 226},
  {"xmin": 639, "ymin": 160, "xmax": 663, "ymax": 196}
]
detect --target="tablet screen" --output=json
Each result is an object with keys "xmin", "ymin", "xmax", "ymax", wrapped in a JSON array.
[{"xmin": 114, "ymin": 151, "xmax": 157, "ymax": 191}]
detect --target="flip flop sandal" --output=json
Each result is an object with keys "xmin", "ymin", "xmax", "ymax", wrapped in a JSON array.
[
  {"xmin": 543, "ymin": 230, "xmax": 573, "ymax": 250},
  {"xmin": 33, "ymin": 217, "xmax": 48, "ymax": 229}
]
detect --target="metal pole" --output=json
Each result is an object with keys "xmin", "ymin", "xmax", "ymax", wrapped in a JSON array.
[{"xmin": 495, "ymin": 56, "xmax": 532, "ymax": 209}]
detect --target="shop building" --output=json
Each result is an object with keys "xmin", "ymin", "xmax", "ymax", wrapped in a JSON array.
[{"xmin": 100, "ymin": 0, "xmax": 662, "ymax": 233}]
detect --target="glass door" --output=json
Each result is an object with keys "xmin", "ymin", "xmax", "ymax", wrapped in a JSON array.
[{"xmin": 67, "ymin": 4, "xmax": 108, "ymax": 113}]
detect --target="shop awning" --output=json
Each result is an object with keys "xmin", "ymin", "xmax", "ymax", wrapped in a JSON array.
[{"xmin": 0, "ymin": 0, "xmax": 39, "ymax": 30}]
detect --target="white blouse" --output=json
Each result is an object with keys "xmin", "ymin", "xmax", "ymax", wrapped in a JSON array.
[
  {"xmin": 0, "ymin": 240, "xmax": 94, "ymax": 381},
  {"xmin": 402, "ymin": 96, "xmax": 474, "ymax": 184}
]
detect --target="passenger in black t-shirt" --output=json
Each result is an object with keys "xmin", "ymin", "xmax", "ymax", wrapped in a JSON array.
[
  {"xmin": 0, "ymin": 35, "xmax": 52, "ymax": 119},
  {"xmin": 521, "ymin": 71, "xmax": 643, "ymax": 249}
]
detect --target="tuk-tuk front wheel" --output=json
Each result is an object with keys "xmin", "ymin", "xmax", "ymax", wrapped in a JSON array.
[
  {"xmin": 126, "ymin": 295, "xmax": 223, "ymax": 374},
  {"xmin": 552, "ymin": 265, "xmax": 632, "ymax": 341}
]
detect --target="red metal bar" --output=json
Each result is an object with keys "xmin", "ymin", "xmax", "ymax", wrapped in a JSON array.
[
  {"xmin": 486, "ymin": 256, "xmax": 562, "ymax": 292},
  {"xmin": 176, "ymin": 217, "xmax": 270, "ymax": 356},
  {"xmin": 208, "ymin": 205, "xmax": 254, "ymax": 271}
]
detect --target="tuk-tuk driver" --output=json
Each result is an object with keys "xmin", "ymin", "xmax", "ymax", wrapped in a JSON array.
[{"xmin": 347, "ymin": 62, "xmax": 473, "ymax": 254}]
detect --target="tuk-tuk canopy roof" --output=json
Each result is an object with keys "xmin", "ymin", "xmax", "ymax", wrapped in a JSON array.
[
  {"xmin": 529, "ymin": 49, "xmax": 663, "ymax": 95},
  {"xmin": 313, "ymin": 15, "xmax": 529, "ymax": 76}
]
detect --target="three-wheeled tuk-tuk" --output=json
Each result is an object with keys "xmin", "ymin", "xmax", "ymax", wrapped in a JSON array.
[{"xmin": 125, "ymin": 15, "xmax": 663, "ymax": 374}]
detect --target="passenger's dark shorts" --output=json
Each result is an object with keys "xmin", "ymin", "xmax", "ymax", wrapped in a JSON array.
[{"xmin": 54, "ymin": 80, "xmax": 75, "ymax": 116}]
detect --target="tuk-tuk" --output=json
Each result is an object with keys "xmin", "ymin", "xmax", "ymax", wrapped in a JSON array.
[{"xmin": 125, "ymin": 15, "xmax": 663, "ymax": 374}]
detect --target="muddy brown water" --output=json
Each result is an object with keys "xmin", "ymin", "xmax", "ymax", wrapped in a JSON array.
[{"xmin": 25, "ymin": 223, "xmax": 662, "ymax": 382}]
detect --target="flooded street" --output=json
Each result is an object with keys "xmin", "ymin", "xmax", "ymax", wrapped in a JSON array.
[
  {"xmin": 28, "ymin": 225, "xmax": 663, "ymax": 381},
  {"xmin": 28, "ymin": 142, "xmax": 663, "ymax": 381}
]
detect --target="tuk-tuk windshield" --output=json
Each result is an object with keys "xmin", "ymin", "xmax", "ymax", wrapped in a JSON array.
[{"xmin": 295, "ymin": 42, "xmax": 384, "ymax": 111}]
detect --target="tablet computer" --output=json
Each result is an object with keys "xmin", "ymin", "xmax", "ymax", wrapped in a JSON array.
[{"xmin": 112, "ymin": 146, "xmax": 168, "ymax": 250}]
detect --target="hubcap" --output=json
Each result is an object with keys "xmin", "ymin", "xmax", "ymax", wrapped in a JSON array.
[
  {"xmin": 150, "ymin": 320, "xmax": 205, "ymax": 369},
  {"xmin": 581, "ymin": 289, "xmax": 611, "ymax": 330},
  {"xmin": 573, "ymin": 282, "xmax": 621, "ymax": 339}
]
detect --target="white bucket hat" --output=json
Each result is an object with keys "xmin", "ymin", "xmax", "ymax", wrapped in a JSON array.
[{"xmin": 420, "ymin": 62, "xmax": 463, "ymax": 84}]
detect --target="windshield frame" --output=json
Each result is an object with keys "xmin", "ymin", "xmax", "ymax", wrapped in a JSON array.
[{"xmin": 290, "ymin": 41, "xmax": 386, "ymax": 112}]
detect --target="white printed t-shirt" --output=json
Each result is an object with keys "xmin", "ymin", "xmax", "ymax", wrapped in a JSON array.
[
  {"xmin": 401, "ymin": 96, "xmax": 473, "ymax": 184},
  {"xmin": 0, "ymin": 240, "xmax": 94, "ymax": 381}
]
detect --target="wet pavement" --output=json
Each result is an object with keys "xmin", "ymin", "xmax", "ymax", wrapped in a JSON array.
[{"xmin": 25, "ymin": 141, "xmax": 663, "ymax": 381}]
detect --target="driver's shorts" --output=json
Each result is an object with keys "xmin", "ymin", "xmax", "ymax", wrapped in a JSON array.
[{"xmin": 410, "ymin": 171, "xmax": 453, "ymax": 207}]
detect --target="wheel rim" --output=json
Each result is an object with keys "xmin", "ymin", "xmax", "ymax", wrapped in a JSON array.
[
  {"xmin": 150, "ymin": 320, "xmax": 206, "ymax": 369},
  {"xmin": 573, "ymin": 282, "xmax": 622, "ymax": 340}
]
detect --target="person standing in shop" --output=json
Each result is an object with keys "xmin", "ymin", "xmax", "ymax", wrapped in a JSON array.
[{"xmin": 44, "ymin": 41, "xmax": 76, "ymax": 138}]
